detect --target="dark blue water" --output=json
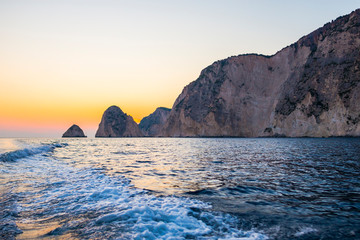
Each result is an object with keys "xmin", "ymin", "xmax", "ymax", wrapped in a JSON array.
[{"xmin": 0, "ymin": 138, "xmax": 359, "ymax": 239}]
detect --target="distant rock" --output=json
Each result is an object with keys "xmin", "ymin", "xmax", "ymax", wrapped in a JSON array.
[
  {"xmin": 95, "ymin": 105, "xmax": 143, "ymax": 137},
  {"xmin": 139, "ymin": 107, "xmax": 171, "ymax": 136},
  {"xmin": 161, "ymin": 9, "xmax": 360, "ymax": 137},
  {"xmin": 62, "ymin": 124, "xmax": 86, "ymax": 138}
]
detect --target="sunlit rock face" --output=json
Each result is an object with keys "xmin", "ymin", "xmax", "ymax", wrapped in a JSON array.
[
  {"xmin": 62, "ymin": 124, "xmax": 86, "ymax": 138},
  {"xmin": 161, "ymin": 9, "xmax": 360, "ymax": 137},
  {"xmin": 95, "ymin": 106, "xmax": 143, "ymax": 137},
  {"xmin": 139, "ymin": 107, "xmax": 171, "ymax": 136}
]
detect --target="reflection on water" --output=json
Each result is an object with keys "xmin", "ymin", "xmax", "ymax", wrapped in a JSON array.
[
  {"xmin": 0, "ymin": 139, "xmax": 20, "ymax": 154},
  {"xmin": 17, "ymin": 221, "xmax": 68, "ymax": 240},
  {"xmin": 0, "ymin": 137, "xmax": 360, "ymax": 239}
]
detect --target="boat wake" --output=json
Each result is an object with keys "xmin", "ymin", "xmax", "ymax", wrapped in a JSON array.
[
  {"xmin": 0, "ymin": 140, "xmax": 267, "ymax": 239},
  {"xmin": 0, "ymin": 142, "xmax": 67, "ymax": 162}
]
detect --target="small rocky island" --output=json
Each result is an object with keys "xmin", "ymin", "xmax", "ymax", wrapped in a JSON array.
[
  {"xmin": 95, "ymin": 105, "xmax": 143, "ymax": 137},
  {"xmin": 62, "ymin": 124, "xmax": 87, "ymax": 138}
]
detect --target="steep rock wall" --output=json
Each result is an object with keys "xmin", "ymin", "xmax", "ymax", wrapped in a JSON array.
[{"xmin": 162, "ymin": 9, "xmax": 360, "ymax": 137}]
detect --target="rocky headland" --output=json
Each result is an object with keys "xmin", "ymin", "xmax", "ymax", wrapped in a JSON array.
[
  {"xmin": 161, "ymin": 9, "xmax": 360, "ymax": 137},
  {"xmin": 62, "ymin": 124, "xmax": 86, "ymax": 138},
  {"xmin": 139, "ymin": 107, "xmax": 171, "ymax": 136},
  {"xmin": 95, "ymin": 105, "xmax": 143, "ymax": 137}
]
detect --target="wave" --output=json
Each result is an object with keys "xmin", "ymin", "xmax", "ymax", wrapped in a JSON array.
[
  {"xmin": 14, "ymin": 163, "xmax": 268, "ymax": 239},
  {"xmin": 0, "ymin": 140, "xmax": 268, "ymax": 239},
  {"xmin": 186, "ymin": 185, "xmax": 276, "ymax": 196},
  {"xmin": 0, "ymin": 142, "xmax": 67, "ymax": 162},
  {"xmin": 0, "ymin": 191, "xmax": 22, "ymax": 239}
]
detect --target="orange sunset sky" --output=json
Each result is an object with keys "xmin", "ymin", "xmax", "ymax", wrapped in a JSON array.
[{"xmin": 1, "ymin": 0, "xmax": 359, "ymax": 137}]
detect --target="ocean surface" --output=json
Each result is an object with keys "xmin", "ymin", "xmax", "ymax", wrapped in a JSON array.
[{"xmin": 0, "ymin": 138, "xmax": 359, "ymax": 240}]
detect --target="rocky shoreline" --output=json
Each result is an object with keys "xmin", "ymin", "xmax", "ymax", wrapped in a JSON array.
[{"xmin": 66, "ymin": 9, "xmax": 360, "ymax": 138}]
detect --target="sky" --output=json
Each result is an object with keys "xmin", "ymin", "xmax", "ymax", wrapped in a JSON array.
[{"xmin": 0, "ymin": 0, "xmax": 359, "ymax": 138}]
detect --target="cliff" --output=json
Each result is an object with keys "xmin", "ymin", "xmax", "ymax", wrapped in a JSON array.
[
  {"xmin": 139, "ymin": 107, "xmax": 171, "ymax": 136},
  {"xmin": 62, "ymin": 124, "xmax": 86, "ymax": 138},
  {"xmin": 95, "ymin": 106, "xmax": 143, "ymax": 137},
  {"xmin": 161, "ymin": 9, "xmax": 360, "ymax": 137}
]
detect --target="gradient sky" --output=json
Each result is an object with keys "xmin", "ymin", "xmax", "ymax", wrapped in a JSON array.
[{"xmin": 1, "ymin": 0, "xmax": 359, "ymax": 137}]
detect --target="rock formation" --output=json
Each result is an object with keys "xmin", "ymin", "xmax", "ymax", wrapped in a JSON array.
[
  {"xmin": 139, "ymin": 107, "xmax": 171, "ymax": 136},
  {"xmin": 62, "ymin": 124, "xmax": 86, "ymax": 138},
  {"xmin": 95, "ymin": 105, "xmax": 143, "ymax": 137},
  {"xmin": 161, "ymin": 9, "xmax": 360, "ymax": 137}
]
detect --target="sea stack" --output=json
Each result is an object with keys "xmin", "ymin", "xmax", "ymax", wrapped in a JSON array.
[
  {"xmin": 139, "ymin": 107, "xmax": 171, "ymax": 136},
  {"xmin": 62, "ymin": 124, "xmax": 86, "ymax": 138},
  {"xmin": 161, "ymin": 9, "xmax": 360, "ymax": 137},
  {"xmin": 95, "ymin": 105, "xmax": 143, "ymax": 137}
]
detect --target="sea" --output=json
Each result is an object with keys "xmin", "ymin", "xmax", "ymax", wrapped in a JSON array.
[{"xmin": 0, "ymin": 137, "xmax": 359, "ymax": 240}]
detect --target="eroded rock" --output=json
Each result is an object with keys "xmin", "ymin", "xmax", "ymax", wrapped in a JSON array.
[
  {"xmin": 62, "ymin": 124, "xmax": 86, "ymax": 138},
  {"xmin": 161, "ymin": 9, "xmax": 360, "ymax": 137},
  {"xmin": 95, "ymin": 106, "xmax": 143, "ymax": 137},
  {"xmin": 139, "ymin": 107, "xmax": 171, "ymax": 136}
]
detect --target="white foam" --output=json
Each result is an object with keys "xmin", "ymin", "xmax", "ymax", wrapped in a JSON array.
[
  {"xmin": 294, "ymin": 227, "xmax": 317, "ymax": 237},
  {"xmin": 0, "ymin": 142, "xmax": 67, "ymax": 162},
  {"xmin": 0, "ymin": 140, "xmax": 268, "ymax": 239},
  {"xmin": 12, "ymin": 156, "xmax": 267, "ymax": 239}
]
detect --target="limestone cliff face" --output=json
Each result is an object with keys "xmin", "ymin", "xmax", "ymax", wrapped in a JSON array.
[
  {"xmin": 62, "ymin": 124, "xmax": 86, "ymax": 138},
  {"xmin": 95, "ymin": 106, "xmax": 143, "ymax": 137},
  {"xmin": 139, "ymin": 107, "xmax": 171, "ymax": 136},
  {"xmin": 161, "ymin": 9, "xmax": 360, "ymax": 137}
]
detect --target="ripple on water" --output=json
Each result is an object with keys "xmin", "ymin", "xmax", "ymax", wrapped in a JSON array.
[{"xmin": 1, "ymin": 138, "xmax": 360, "ymax": 239}]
